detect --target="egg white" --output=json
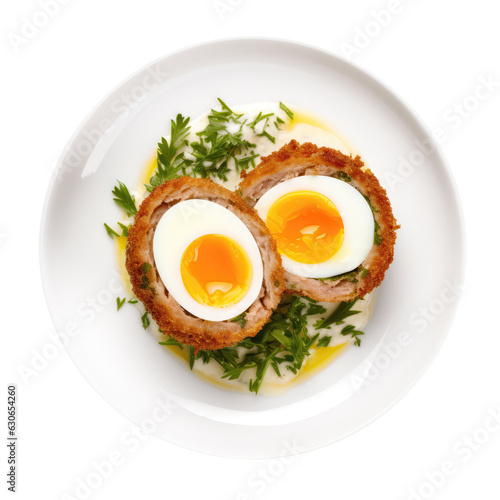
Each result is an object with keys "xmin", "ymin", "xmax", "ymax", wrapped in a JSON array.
[
  {"xmin": 153, "ymin": 199, "xmax": 264, "ymax": 322},
  {"xmin": 254, "ymin": 175, "xmax": 374, "ymax": 278}
]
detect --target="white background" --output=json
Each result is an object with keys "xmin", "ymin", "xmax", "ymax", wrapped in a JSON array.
[{"xmin": 2, "ymin": 0, "xmax": 499, "ymax": 499}]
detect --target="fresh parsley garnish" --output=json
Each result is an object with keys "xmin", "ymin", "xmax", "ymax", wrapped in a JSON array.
[
  {"xmin": 313, "ymin": 299, "xmax": 361, "ymax": 330},
  {"xmin": 313, "ymin": 300, "xmax": 366, "ymax": 347},
  {"xmin": 248, "ymin": 111, "xmax": 276, "ymax": 143},
  {"xmin": 108, "ymin": 99, "xmax": 294, "ymax": 234},
  {"xmin": 144, "ymin": 98, "xmax": 288, "ymax": 187},
  {"xmin": 117, "ymin": 222, "xmax": 130, "ymax": 237},
  {"xmin": 159, "ymin": 337, "xmax": 184, "ymax": 349},
  {"xmin": 116, "ymin": 296, "xmax": 138, "ymax": 311},
  {"xmin": 274, "ymin": 116, "xmax": 285, "ymax": 130},
  {"xmin": 189, "ymin": 103, "xmax": 257, "ymax": 180},
  {"xmin": 112, "ymin": 181, "xmax": 137, "ymax": 217},
  {"xmin": 188, "ymin": 345, "xmax": 195, "ymax": 370},
  {"xmin": 141, "ymin": 312, "xmax": 150, "ymax": 329},
  {"xmin": 147, "ymin": 114, "xmax": 191, "ymax": 191},
  {"xmin": 279, "ymin": 101, "xmax": 294, "ymax": 120},
  {"xmin": 305, "ymin": 302, "xmax": 327, "ymax": 315},
  {"xmin": 104, "ymin": 223, "xmax": 120, "ymax": 239},
  {"xmin": 340, "ymin": 325, "xmax": 364, "ymax": 346},
  {"xmin": 162, "ymin": 295, "xmax": 361, "ymax": 394},
  {"xmin": 316, "ymin": 336, "xmax": 332, "ymax": 348},
  {"xmin": 104, "ymin": 222, "xmax": 129, "ymax": 239},
  {"xmin": 248, "ymin": 111, "xmax": 274, "ymax": 131}
]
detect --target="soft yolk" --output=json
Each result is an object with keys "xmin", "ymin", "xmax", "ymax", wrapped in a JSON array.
[
  {"xmin": 266, "ymin": 191, "xmax": 344, "ymax": 264},
  {"xmin": 180, "ymin": 234, "xmax": 253, "ymax": 308}
]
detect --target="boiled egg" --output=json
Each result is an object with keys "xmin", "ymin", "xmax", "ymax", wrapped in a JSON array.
[
  {"xmin": 152, "ymin": 199, "xmax": 263, "ymax": 321},
  {"xmin": 254, "ymin": 175, "xmax": 374, "ymax": 278}
]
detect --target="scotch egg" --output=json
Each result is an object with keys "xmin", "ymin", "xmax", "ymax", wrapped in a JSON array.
[
  {"xmin": 125, "ymin": 177, "xmax": 285, "ymax": 351},
  {"xmin": 239, "ymin": 140, "xmax": 399, "ymax": 303}
]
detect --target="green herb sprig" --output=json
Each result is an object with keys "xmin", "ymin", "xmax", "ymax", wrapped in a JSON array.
[
  {"xmin": 107, "ymin": 98, "xmax": 295, "ymax": 232},
  {"xmin": 141, "ymin": 312, "xmax": 150, "ymax": 329},
  {"xmin": 340, "ymin": 325, "xmax": 364, "ymax": 346},
  {"xmin": 162, "ymin": 295, "xmax": 360, "ymax": 395},
  {"xmin": 147, "ymin": 114, "xmax": 191, "ymax": 191},
  {"xmin": 116, "ymin": 297, "xmax": 126, "ymax": 311},
  {"xmin": 145, "ymin": 98, "xmax": 293, "ymax": 187},
  {"xmin": 313, "ymin": 299, "xmax": 361, "ymax": 330},
  {"xmin": 112, "ymin": 181, "xmax": 137, "ymax": 217}
]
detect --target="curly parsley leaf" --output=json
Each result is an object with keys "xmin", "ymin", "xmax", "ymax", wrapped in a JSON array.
[
  {"xmin": 147, "ymin": 114, "xmax": 191, "ymax": 191},
  {"xmin": 190, "ymin": 104, "xmax": 258, "ymax": 180},
  {"xmin": 112, "ymin": 181, "xmax": 137, "ymax": 217},
  {"xmin": 145, "ymin": 99, "xmax": 284, "ymax": 186}
]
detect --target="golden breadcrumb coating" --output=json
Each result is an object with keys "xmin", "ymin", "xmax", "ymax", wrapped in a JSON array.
[
  {"xmin": 239, "ymin": 140, "xmax": 399, "ymax": 302},
  {"xmin": 126, "ymin": 177, "xmax": 285, "ymax": 351}
]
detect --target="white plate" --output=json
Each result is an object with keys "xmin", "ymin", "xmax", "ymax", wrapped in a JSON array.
[{"xmin": 40, "ymin": 38, "xmax": 465, "ymax": 458}]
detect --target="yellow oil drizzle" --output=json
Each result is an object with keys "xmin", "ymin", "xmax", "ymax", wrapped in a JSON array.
[
  {"xmin": 286, "ymin": 109, "xmax": 333, "ymax": 133},
  {"xmin": 165, "ymin": 344, "xmax": 189, "ymax": 362},
  {"xmin": 169, "ymin": 341, "xmax": 351, "ymax": 395},
  {"xmin": 260, "ymin": 342, "xmax": 349, "ymax": 394},
  {"xmin": 301, "ymin": 342, "xmax": 349, "ymax": 377},
  {"xmin": 114, "ymin": 155, "xmax": 157, "ymax": 295},
  {"xmin": 116, "ymin": 111, "xmax": 355, "ymax": 395},
  {"xmin": 140, "ymin": 155, "xmax": 158, "ymax": 187}
]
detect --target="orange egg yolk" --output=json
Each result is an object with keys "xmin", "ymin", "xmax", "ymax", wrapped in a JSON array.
[
  {"xmin": 180, "ymin": 234, "xmax": 253, "ymax": 308},
  {"xmin": 266, "ymin": 191, "xmax": 344, "ymax": 264}
]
